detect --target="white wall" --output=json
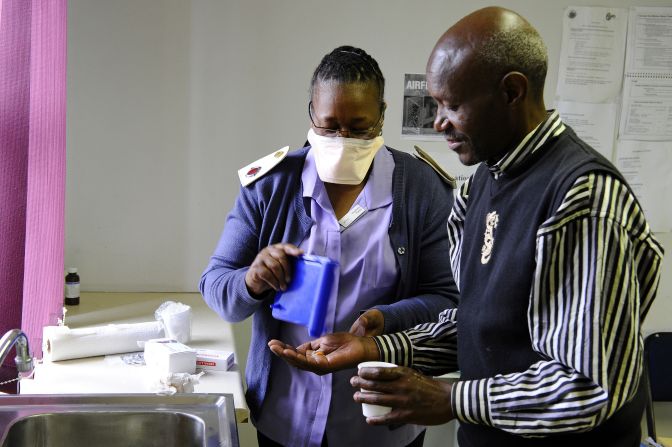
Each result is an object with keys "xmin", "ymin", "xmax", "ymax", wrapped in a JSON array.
[{"xmin": 66, "ymin": 0, "xmax": 191, "ymax": 291}]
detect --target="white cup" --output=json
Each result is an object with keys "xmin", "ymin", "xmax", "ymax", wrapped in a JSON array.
[
  {"xmin": 157, "ymin": 302, "xmax": 192, "ymax": 344},
  {"xmin": 357, "ymin": 361, "xmax": 397, "ymax": 417}
]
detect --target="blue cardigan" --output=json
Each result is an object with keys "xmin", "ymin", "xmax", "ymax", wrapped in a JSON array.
[{"xmin": 200, "ymin": 146, "xmax": 459, "ymax": 419}]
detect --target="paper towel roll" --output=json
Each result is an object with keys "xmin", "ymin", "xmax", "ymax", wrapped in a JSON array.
[{"xmin": 43, "ymin": 321, "xmax": 165, "ymax": 362}]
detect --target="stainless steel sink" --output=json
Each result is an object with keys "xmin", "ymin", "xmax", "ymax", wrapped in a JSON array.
[{"xmin": 0, "ymin": 394, "xmax": 238, "ymax": 447}]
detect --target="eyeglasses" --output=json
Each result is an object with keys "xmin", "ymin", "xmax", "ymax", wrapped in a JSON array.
[{"xmin": 309, "ymin": 101, "xmax": 385, "ymax": 139}]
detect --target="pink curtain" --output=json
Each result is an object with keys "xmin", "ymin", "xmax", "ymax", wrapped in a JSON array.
[{"xmin": 0, "ymin": 0, "xmax": 67, "ymax": 377}]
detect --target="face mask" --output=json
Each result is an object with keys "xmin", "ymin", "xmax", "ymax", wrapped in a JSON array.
[{"xmin": 307, "ymin": 128, "xmax": 384, "ymax": 185}]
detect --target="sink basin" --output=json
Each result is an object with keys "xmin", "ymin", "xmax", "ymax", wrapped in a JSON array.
[
  {"xmin": 0, "ymin": 394, "xmax": 238, "ymax": 447},
  {"xmin": 4, "ymin": 412, "xmax": 205, "ymax": 447}
]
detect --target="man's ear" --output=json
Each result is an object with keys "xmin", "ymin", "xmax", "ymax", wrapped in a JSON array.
[{"xmin": 500, "ymin": 72, "xmax": 528, "ymax": 106}]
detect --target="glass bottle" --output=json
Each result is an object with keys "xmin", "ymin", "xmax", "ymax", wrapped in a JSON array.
[{"xmin": 64, "ymin": 267, "xmax": 80, "ymax": 306}]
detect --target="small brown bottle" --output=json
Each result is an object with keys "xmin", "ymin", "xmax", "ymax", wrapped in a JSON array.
[{"xmin": 64, "ymin": 267, "xmax": 80, "ymax": 305}]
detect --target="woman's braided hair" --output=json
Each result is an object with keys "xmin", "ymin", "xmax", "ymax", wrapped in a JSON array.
[{"xmin": 310, "ymin": 45, "xmax": 385, "ymax": 101}]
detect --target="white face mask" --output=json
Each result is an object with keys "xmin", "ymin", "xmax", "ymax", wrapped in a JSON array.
[{"xmin": 307, "ymin": 128, "xmax": 384, "ymax": 185}]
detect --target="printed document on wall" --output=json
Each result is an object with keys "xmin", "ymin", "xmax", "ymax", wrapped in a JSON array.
[
  {"xmin": 619, "ymin": 6, "xmax": 672, "ymax": 142},
  {"xmin": 557, "ymin": 101, "xmax": 618, "ymax": 161},
  {"xmin": 616, "ymin": 140, "xmax": 672, "ymax": 233},
  {"xmin": 624, "ymin": 7, "xmax": 672, "ymax": 73},
  {"xmin": 556, "ymin": 6, "xmax": 627, "ymax": 103},
  {"xmin": 619, "ymin": 77, "xmax": 672, "ymax": 141}
]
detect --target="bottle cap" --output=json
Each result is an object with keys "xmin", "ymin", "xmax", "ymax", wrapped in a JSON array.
[{"xmin": 67, "ymin": 267, "xmax": 78, "ymax": 274}]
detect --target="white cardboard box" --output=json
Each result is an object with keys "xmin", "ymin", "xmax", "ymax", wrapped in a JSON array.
[
  {"xmin": 196, "ymin": 348, "xmax": 235, "ymax": 371},
  {"xmin": 144, "ymin": 338, "xmax": 196, "ymax": 374}
]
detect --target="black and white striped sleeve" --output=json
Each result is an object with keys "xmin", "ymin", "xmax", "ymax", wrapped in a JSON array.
[
  {"xmin": 446, "ymin": 176, "xmax": 471, "ymax": 289},
  {"xmin": 450, "ymin": 172, "xmax": 664, "ymax": 436},
  {"xmin": 373, "ymin": 307, "xmax": 459, "ymax": 375}
]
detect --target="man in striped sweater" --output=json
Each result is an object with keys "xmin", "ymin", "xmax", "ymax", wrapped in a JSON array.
[{"xmin": 270, "ymin": 7, "xmax": 663, "ymax": 446}]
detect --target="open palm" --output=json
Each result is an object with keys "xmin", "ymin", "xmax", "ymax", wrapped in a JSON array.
[{"xmin": 268, "ymin": 332, "xmax": 379, "ymax": 375}]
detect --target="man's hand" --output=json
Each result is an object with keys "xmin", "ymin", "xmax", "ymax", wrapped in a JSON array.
[
  {"xmin": 349, "ymin": 309, "xmax": 385, "ymax": 336},
  {"xmin": 268, "ymin": 332, "xmax": 380, "ymax": 375},
  {"xmin": 352, "ymin": 366, "xmax": 455, "ymax": 426},
  {"xmin": 244, "ymin": 243, "xmax": 303, "ymax": 297}
]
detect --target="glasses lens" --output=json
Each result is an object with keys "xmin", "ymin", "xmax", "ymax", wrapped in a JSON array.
[
  {"xmin": 316, "ymin": 128, "xmax": 340, "ymax": 137},
  {"xmin": 309, "ymin": 102, "xmax": 383, "ymax": 139}
]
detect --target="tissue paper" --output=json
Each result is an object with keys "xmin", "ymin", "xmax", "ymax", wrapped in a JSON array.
[
  {"xmin": 153, "ymin": 371, "xmax": 204, "ymax": 394},
  {"xmin": 42, "ymin": 300, "xmax": 194, "ymax": 362},
  {"xmin": 43, "ymin": 321, "xmax": 164, "ymax": 362}
]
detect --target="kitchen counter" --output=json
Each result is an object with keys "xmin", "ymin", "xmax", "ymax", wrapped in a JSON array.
[{"xmin": 19, "ymin": 292, "xmax": 249, "ymax": 422}]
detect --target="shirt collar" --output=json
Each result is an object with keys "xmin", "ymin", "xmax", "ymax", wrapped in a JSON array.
[
  {"xmin": 301, "ymin": 149, "xmax": 320, "ymax": 199},
  {"xmin": 488, "ymin": 110, "xmax": 566, "ymax": 179},
  {"xmin": 363, "ymin": 146, "xmax": 394, "ymax": 209}
]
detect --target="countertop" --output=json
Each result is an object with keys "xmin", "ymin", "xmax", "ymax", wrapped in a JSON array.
[{"xmin": 19, "ymin": 292, "xmax": 249, "ymax": 422}]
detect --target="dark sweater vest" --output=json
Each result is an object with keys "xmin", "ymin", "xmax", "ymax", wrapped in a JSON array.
[{"xmin": 456, "ymin": 127, "xmax": 646, "ymax": 447}]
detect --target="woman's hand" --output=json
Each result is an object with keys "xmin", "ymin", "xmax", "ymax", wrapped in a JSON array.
[
  {"xmin": 244, "ymin": 243, "xmax": 303, "ymax": 297},
  {"xmin": 268, "ymin": 332, "xmax": 380, "ymax": 375}
]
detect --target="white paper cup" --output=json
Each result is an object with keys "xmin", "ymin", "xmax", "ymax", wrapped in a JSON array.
[
  {"xmin": 158, "ymin": 302, "xmax": 192, "ymax": 344},
  {"xmin": 357, "ymin": 361, "xmax": 397, "ymax": 417}
]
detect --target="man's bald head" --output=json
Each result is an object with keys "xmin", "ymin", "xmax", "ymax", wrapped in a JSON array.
[
  {"xmin": 428, "ymin": 7, "xmax": 548, "ymax": 100},
  {"xmin": 425, "ymin": 7, "xmax": 550, "ymax": 165}
]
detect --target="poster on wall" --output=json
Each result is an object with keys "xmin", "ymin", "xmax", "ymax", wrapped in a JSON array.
[
  {"xmin": 401, "ymin": 74, "xmax": 442, "ymax": 140},
  {"xmin": 555, "ymin": 5, "xmax": 627, "ymax": 167},
  {"xmin": 615, "ymin": 6, "xmax": 672, "ymax": 233},
  {"xmin": 399, "ymin": 73, "xmax": 477, "ymax": 186},
  {"xmin": 618, "ymin": 76, "xmax": 672, "ymax": 141},
  {"xmin": 555, "ymin": 5, "xmax": 672, "ymax": 233},
  {"xmin": 618, "ymin": 6, "xmax": 672, "ymax": 142},
  {"xmin": 556, "ymin": 6, "xmax": 628, "ymax": 103}
]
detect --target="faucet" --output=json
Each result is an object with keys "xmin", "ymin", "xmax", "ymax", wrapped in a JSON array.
[{"xmin": 0, "ymin": 329, "xmax": 34, "ymax": 373}]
